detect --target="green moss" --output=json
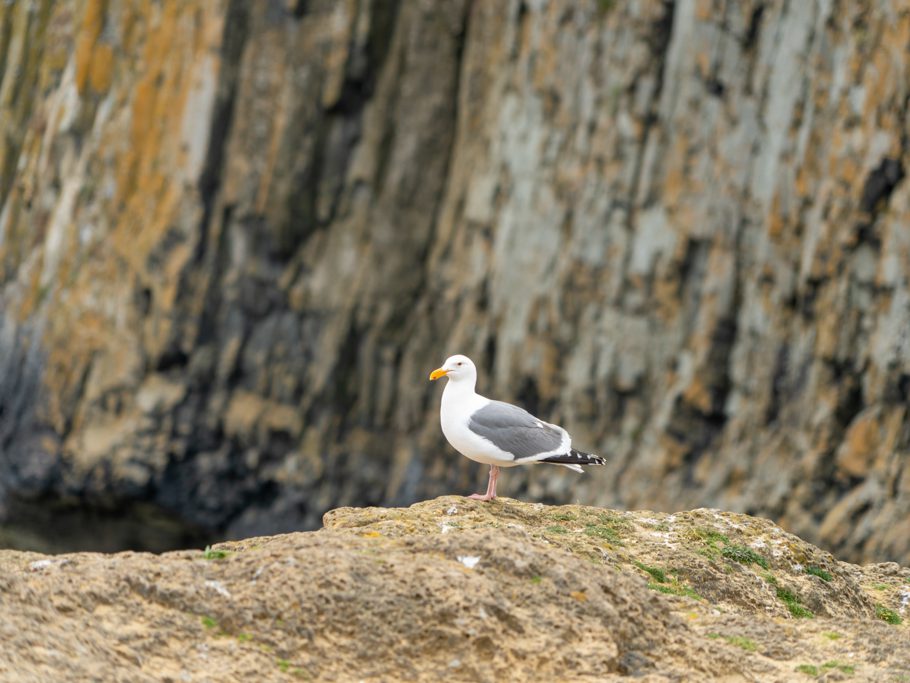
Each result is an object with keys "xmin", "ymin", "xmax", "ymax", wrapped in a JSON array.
[
  {"xmin": 776, "ymin": 587, "xmax": 813, "ymax": 618},
  {"xmin": 721, "ymin": 545, "xmax": 769, "ymax": 569},
  {"xmin": 706, "ymin": 633, "xmax": 758, "ymax": 651},
  {"xmin": 203, "ymin": 545, "xmax": 230, "ymax": 560},
  {"xmin": 875, "ymin": 604, "xmax": 902, "ymax": 625},
  {"xmin": 277, "ymin": 659, "xmax": 290, "ymax": 672},
  {"xmin": 730, "ymin": 636, "xmax": 758, "ymax": 652},
  {"xmin": 549, "ymin": 511, "xmax": 577, "ymax": 522},
  {"xmin": 805, "ymin": 566, "xmax": 832, "ymax": 582},
  {"xmin": 583, "ymin": 524, "xmax": 621, "ymax": 544},
  {"xmin": 544, "ymin": 525, "xmax": 568, "ymax": 535},
  {"xmin": 760, "ymin": 571, "xmax": 778, "ymax": 585},
  {"xmin": 634, "ymin": 561, "xmax": 667, "ymax": 583},
  {"xmin": 647, "ymin": 581, "xmax": 702, "ymax": 600},
  {"xmin": 821, "ymin": 661, "xmax": 855, "ymax": 675},
  {"xmin": 201, "ymin": 616, "xmax": 218, "ymax": 629},
  {"xmin": 872, "ymin": 583, "xmax": 889, "ymax": 591},
  {"xmin": 795, "ymin": 664, "xmax": 819, "ymax": 676},
  {"xmin": 821, "ymin": 631, "xmax": 842, "ymax": 640},
  {"xmin": 694, "ymin": 528, "xmax": 730, "ymax": 547},
  {"xmin": 530, "ymin": 575, "xmax": 543, "ymax": 584},
  {"xmin": 237, "ymin": 633, "xmax": 252, "ymax": 642}
]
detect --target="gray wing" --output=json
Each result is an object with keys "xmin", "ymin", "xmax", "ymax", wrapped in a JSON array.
[{"xmin": 468, "ymin": 401, "xmax": 566, "ymax": 459}]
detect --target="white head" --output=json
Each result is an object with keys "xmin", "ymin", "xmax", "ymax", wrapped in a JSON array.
[{"xmin": 429, "ymin": 354, "xmax": 477, "ymax": 384}]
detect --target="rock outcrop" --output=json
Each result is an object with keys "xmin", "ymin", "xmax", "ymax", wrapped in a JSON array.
[
  {"xmin": 1, "ymin": 499, "xmax": 908, "ymax": 682},
  {"xmin": 0, "ymin": 1, "xmax": 909, "ymax": 563}
]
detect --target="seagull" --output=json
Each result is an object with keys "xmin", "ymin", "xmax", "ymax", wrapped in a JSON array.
[{"xmin": 429, "ymin": 354, "xmax": 605, "ymax": 501}]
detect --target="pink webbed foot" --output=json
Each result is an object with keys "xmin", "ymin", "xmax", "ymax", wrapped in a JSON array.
[{"xmin": 467, "ymin": 465, "xmax": 500, "ymax": 501}]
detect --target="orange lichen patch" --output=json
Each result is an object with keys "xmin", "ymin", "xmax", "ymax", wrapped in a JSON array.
[
  {"xmin": 662, "ymin": 138, "xmax": 690, "ymax": 206},
  {"xmin": 836, "ymin": 411, "xmax": 879, "ymax": 479},
  {"xmin": 74, "ymin": 0, "xmax": 107, "ymax": 93},
  {"xmin": 88, "ymin": 41, "xmax": 115, "ymax": 93},
  {"xmin": 767, "ymin": 193, "xmax": 786, "ymax": 240},
  {"xmin": 681, "ymin": 377, "xmax": 713, "ymax": 415}
]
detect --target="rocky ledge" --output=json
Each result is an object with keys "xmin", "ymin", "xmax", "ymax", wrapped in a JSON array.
[{"xmin": 1, "ymin": 498, "xmax": 908, "ymax": 682}]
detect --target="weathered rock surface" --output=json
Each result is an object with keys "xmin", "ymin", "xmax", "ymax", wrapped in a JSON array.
[
  {"xmin": 1, "ymin": 498, "xmax": 908, "ymax": 682},
  {"xmin": 0, "ymin": 0, "xmax": 909, "ymax": 563}
]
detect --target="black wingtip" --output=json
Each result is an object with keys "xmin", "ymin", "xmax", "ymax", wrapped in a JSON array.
[{"xmin": 541, "ymin": 449, "xmax": 607, "ymax": 466}]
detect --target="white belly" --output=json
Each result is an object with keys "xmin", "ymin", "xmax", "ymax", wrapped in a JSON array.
[{"xmin": 439, "ymin": 384, "xmax": 519, "ymax": 467}]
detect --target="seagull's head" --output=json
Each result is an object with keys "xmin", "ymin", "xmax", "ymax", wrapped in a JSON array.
[{"xmin": 429, "ymin": 354, "xmax": 476, "ymax": 383}]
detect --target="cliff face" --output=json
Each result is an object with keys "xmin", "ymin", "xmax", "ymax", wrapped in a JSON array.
[
  {"xmin": 2, "ymin": 499, "xmax": 909, "ymax": 682},
  {"xmin": 1, "ymin": 0, "xmax": 909, "ymax": 562}
]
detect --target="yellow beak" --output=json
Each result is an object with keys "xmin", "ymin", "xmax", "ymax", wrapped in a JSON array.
[{"xmin": 429, "ymin": 367, "xmax": 448, "ymax": 381}]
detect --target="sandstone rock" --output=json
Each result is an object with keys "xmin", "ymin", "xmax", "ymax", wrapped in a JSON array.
[
  {"xmin": 0, "ymin": 1, "xmax": 909, "ymax": 565},
  {"xmin": 1, "ymin": 499, "xmax": 908, "ymax": 682}
]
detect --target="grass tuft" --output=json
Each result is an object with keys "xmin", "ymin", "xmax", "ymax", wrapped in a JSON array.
[
  {"xmin": 795, "ymin": 664, "xmax": 819, "ymax": 676},
  {"xmin": 634, "ymin": 561, "xmax": 667, "ymax": 583},
  {"xmin": 544, "ymin": 525, "xmax": 568, "ymax": 535},
  {"xmin": 776, "ymin": 586, "xmax": 813, "ymax": 618},
  {"xmin": 583, "ymin": 524, "xmax": 621, "ymax": 544},
  {"xmin": 721, "ymin": 545, "xmax": 769, "ymax": 569},
  {"xmin": 707, "ymin": 633, "xmax": 758, "ymax": 651},
  {"xmin": 692, "ymin": 528, "xmax": 730, "ymax": 553},
  {"xmin": 805, "ymin": 565, "xmax": 832, "ymax": 582},
  {"xmin": 821, "ymin": 661, "xmax": 855, "ymax": 675},
  {"xmin": 550, "ymin": 511, "xmax": 577, "ymax": 521},
  {"xmin": 647, "ymin": 581, "xmax": 702, "ymax": 600},
  {"xmin": 203, "ymin": 545, "xmax": 230, "ymax": 560},
  {"xmin": 875, "ymin": 604, "xmax": 902, "ymax": 625}
]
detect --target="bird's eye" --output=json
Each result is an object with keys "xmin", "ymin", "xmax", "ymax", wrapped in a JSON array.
[{"xmin": 457, "ymin": 362, "xmax": 463, "ymax": 366}]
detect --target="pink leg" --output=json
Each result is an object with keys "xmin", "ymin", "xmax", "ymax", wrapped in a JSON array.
[{"xmin": 468, "ymin": 465, "xmax": 500, "ymax": 501}]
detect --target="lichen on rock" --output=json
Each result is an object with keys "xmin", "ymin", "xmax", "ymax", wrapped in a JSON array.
[{"xmin": 1, "ymin": 498, "xmax": 907, "ymax": 681}]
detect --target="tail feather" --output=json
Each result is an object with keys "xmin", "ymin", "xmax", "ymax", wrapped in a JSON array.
[{"xmin": 540, "ymin": 449, "xmax": 606, "ymax": 467}]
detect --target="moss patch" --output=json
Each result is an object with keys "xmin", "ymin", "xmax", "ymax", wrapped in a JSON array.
[
  {"xmin": 712, "ymin": 634, "xmax": 758, "ymax": 652},
  {"xmin": 776, "ymin": 587, "xmax": 813, "ymax": 618},
  {"xmin": 202, "ymin": 545, "xmax": 230, "ymax": 560},
  {"xmin": 549, "ymin": 512, "xmax": 577, "ymax": 522},
  {"xmin": 805, "ymin": 566, "xmax": 832, "ymax": 582},
  {"xmin": 722, "ymin": 544, "xmax": 769, "ymax": 569},
  {"xmin": 634, "ymin": 561, "xmax": 667, "ymax": 583},
  {"xmin": 583, "ymin": 524, "xmax": 621, "ymax": 544},
  {"xmin": 648, "ymin": 581, "xmax": 702, "ymax": 600},
  {"xmin": 875, "ymin": 604, "xmax": 902, "ymax": 625},
  {"xmin": 821, "ymin": 661, "xmax": 855, "ymax": 675}
]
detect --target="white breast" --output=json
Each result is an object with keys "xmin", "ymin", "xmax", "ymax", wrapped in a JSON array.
[{"xmin": 439, "ymin": 381, "xmax": 518, "ymax": 467}]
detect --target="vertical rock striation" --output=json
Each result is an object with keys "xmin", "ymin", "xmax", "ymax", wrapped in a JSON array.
[{"xmin": 0, "ymin": 0, "xmax": 907, "ymax": 563}]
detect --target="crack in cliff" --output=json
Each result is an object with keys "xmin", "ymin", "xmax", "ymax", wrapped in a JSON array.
[
  {"xmin": 194, "ymin": 0, "xmax": 250, "ymax": 265},
  {"xmin": 611, "ymin": 0, "xmax": 677, "ymax": 494},
  {"xmin": 288, "ymin": 0, "xmax": 403, "ymax": 253}
]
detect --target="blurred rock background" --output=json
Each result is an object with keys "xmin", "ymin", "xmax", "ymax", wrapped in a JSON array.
[{"xmin": 0, "ymin": 0, "xmax": 907, "ymax": 562}]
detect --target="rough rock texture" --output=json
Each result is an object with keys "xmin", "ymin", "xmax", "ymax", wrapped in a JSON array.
[
  {"xmin": 1, "ymin": 499, "xmax": 908, "ymax": 682},
  {"xmin": 1, "ymin": 0, "xmax": 909, "ymax": 562}
]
